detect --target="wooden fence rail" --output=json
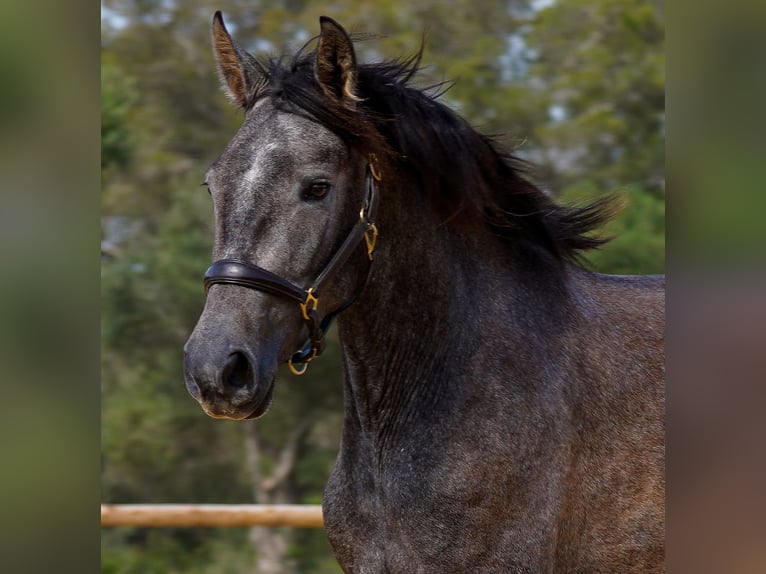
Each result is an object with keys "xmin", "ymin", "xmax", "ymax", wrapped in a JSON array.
[{"xmin": 101, "ymin": 504, "xmax": 324, "ymax": 528}]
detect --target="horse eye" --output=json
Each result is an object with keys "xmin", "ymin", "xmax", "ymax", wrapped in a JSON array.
[{"xmin": 303, "ymin": 180, "xmax": 331, "ymax": 200}]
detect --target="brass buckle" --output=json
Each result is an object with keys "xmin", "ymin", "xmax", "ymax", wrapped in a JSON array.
[
  {"xmin": 300, "ymin": 288, "xmax": 319, "ymax": 321},
  {"xmin": 364, "ymin": 224, "xmax": 378, "ymax": 260},
  {"xmin": 369, "ymin": 153, "xmax": 382, "ymax": 181}
]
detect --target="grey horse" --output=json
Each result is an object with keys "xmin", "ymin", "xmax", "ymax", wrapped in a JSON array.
[{"xmin": 184, "ymin": 13, "xmax": 665, "ymax": 573}]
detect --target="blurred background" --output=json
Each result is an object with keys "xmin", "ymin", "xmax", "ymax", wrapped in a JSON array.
[{"xmin": 100, "ymin": 0, "xmax": 663, "ymax": 572}]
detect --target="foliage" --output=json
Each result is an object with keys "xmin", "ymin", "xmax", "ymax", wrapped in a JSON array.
[
  {"xmin": 101, "ymin": 0, "xmax": 664, "ymax": 571},
  {"xmin": 101, "ymin": 528, "xmax": 254, "ymax": 574},
  {"xmin": 526, "ymin": 0, "xmax": 664, "ymax": 194},
  {"xmin": 101, "ymin": 55, "xmax": 137, "ymax": 172}
]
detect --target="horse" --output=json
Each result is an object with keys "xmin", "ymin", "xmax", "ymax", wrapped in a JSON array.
[{"xmin": 183, "ymin": 12, "xmax": 665, "ymax": 573}]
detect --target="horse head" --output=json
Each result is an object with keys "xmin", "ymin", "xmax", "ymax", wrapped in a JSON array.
[{"xmin": 184, "ymin": 14, "xmax": 376, "ymax": 420}]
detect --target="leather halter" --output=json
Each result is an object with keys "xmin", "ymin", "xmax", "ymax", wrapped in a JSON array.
[{"xmin": 203, "ymin": 157, "xmax": 381, "ymax": 375}]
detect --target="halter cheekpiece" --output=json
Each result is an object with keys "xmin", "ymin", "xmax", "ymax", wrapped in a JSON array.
[{"xmin": 203, "ymin": 155, "xmax": 381, "ymax": 375}]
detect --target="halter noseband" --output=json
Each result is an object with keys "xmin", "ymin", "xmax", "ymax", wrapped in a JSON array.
[{"xmin": 203, "ymin": 156, "xmax": 381, "ymax": 375}]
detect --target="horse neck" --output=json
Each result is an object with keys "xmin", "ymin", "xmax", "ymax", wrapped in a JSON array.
[{"xmin": 336, "ymin": 175, "xmax": 569, "ymax": 438}]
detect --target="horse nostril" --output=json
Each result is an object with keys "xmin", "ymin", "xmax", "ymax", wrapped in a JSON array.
[{"xmin": 222, "ymin": 351, "xmax": 253, "ymax": 391}]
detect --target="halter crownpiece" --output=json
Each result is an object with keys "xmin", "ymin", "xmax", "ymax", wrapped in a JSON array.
[{"xmin": 203, "ymin": 156, "xmax": 381, "ymax": 375}]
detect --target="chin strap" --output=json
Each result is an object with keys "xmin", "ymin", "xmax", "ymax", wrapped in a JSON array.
[{"xmin": 203, "ymin": 155, "xmax": 381, "ymax": 375}]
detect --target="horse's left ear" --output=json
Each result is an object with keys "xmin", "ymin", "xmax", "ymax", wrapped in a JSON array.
[
  {"xmin": 315, "ymin": 16, "xmax": 359, "ymax": 104},
  {"xmin": 211, "ymin": 11, "xmax": 265, "ymax": 109}
]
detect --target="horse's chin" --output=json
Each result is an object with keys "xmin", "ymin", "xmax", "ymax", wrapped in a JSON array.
[
  {"xmin": 244, "ymin": 386, "xmax": 275, "ymax": 419},
  {"xmin": 200, "ymin": 378, "xmax": 275, "ymax": 421}
]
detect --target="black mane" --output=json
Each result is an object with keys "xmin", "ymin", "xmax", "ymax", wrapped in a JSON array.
[{"xmin": 248, "ymin": 47, "xmax": 617, "ymax": 264}]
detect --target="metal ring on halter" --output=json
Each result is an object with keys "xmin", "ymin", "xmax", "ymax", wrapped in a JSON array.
[
  {"xmin": 369, "ymin": 153, "xmax": 383, "ymax": 181},
  {"xmin": 288, "ymin": 357, "xmax": 310, "ymax": 375}
]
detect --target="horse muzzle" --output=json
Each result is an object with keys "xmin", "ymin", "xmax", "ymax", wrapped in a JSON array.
[{"xmin": 183, "ymin": 336, "xmax": 276, "ymax": 420}]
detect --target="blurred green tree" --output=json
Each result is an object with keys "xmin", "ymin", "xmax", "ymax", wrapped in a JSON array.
[{"xmin": 527, "ymin": 0, "xmax": 664, "ymax": 194}]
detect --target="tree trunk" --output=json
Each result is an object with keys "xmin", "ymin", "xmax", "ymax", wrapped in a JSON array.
[{"xmin": 242, "ymin": 415, "xmax": 320, "ymax": 573}]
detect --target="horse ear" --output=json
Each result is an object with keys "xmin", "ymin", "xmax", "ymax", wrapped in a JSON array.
[
  {"xmin": 315, "ymin": 16, "xmax": 359, "ymax": 104},
  {"xmin": 211, "ymin": 11, "xmax": 264, "ymax": 108}
]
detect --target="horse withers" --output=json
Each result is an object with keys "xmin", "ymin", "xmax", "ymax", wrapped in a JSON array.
[{"xmin": 183, "ymin": 13, "xmax": 665, "ymax": 573}]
